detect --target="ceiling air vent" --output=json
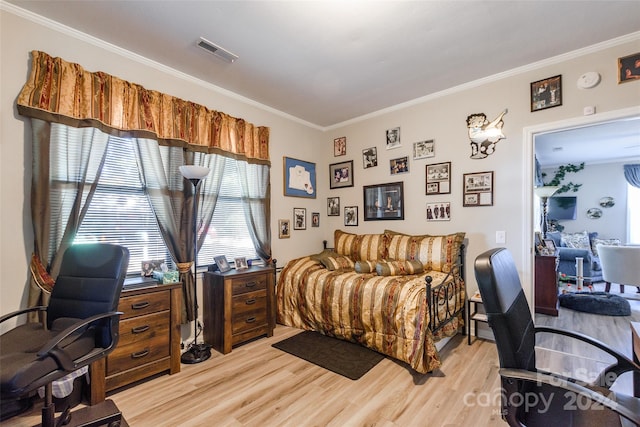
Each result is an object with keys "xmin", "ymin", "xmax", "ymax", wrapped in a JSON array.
[{"xmin": 197, "ymin": 37, "xmax": 238, "ymax": 63}]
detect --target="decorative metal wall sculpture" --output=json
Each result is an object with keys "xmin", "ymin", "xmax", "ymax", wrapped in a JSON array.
[{"xmin": 466, "ymin": 109, "xmax": 508, "ymax": 159}]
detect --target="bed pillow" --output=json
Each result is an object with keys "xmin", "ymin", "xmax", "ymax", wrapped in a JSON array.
[
  {"xmin": 560, "ymin": 231, "xmax": 590, "ymax": 249},
  {"xmin": 385, "ymin": 231, "xmax": 465, "ymax": 273},
  {"xmin": 309, "ymin": 249, "xmax": 340, "ymax": 262},
  {"xmin": 354, "ymin": 260, "xmax": 378, "ymax": 273},
  {"xmin": 334, "ymin": 229, "xmax": 386, "ymax": 261},
  {"xmin": 319, "ymin": 255, "xmax": 355, "ymax": 271},
  {"xmin": 376, "ymin": 260, "xmax": 424, "ymax": 276}
]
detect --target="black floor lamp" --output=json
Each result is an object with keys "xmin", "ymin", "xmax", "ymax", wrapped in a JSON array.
[{"xmin": 179, "ymin": 165, "xmax": 212, "ymax": 364}]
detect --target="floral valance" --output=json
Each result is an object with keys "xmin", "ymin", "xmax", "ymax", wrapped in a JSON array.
[{"xmin": 16, "ymin": 51, "xmax": 270, "ymax": 164}]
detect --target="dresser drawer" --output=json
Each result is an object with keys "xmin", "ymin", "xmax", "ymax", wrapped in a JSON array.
[
  {"xmin": 118, "ymin": 291, "xmax": 170, "ymax": 319},
  {"xmin": 107, "ymin": 312, "xmax": 170, "ymax": 375},
  {"xmin": 232, "ymin": 309, "xmax": 267, "ymax": 334},
  {"xmin": 230, "ymin": 274, "xmax": 267, "ymax": 295},
  {"xmin": 232, "ymin": 289, "xmax": 267, "ymax": 315}
]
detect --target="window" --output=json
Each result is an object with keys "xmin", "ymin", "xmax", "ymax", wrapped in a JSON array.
[
  {"xmin": 198, "ymin": 157, "xmax": 257, "ymax": 265},
  {"xmin": 75, "ymin": 136, "xmax": 257, "ymax": 275},
  {"xmin": 628, "ymin": 183, "xmax": 640, "ymax": 244}
]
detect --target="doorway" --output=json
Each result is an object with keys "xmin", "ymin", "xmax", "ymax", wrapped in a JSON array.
[{"xmin": 522, "ymin": 106, "xmax": 640, "ymax": 308}]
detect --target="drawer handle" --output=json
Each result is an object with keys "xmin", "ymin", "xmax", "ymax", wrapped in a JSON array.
[
  {"xmin": 245, "ymin": 282, "xmax": 256, "ymax": 288},
  {"xmin": 131, "ymin": 301, "xmax": 150, "ymax": 310},
  {"xmin": 246, "ymin": 317, "xmax": 256, "ymax": 323},
  {"xmin": 131, "ymin": 325, "xmax": 150, "ymax": 334},
  {"xmin": 131, "ymin": 348, "xmax": 149, "ymax": 359},
  {"xmin": 245, "ymin": 299, "xmax": 256, "ymax": 305}
]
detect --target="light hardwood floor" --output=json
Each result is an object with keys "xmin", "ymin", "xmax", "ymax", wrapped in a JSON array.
[{"xmin": 4, "ymin": 295, "xmax": 639, "ymax": 427}]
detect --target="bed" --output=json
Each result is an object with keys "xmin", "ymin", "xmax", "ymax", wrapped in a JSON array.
[{"xmin": 276, "ymin": 229, "xmax": 466, "ymax": 374}]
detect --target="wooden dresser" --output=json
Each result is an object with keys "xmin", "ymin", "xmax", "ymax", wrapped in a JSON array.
[
  {"xmin": 203, "ymin": 265, "xmax": 275, "ymax": 354},
  {"xmin": 90, "ymin": 283, "xmax": 182, "ymax": 404}
]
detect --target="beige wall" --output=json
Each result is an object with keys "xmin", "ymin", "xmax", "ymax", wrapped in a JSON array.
[
  {"xmin": 542, "ymin": 161, "xmax": 632, "ymax": 241},
  {"xmin": 2, "ymin": 7, "xmax": 639, "ymax": 335}
]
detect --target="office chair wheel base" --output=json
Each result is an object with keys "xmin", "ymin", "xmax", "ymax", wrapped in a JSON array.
[{"xmin": 181, "ymin": 342, "xmax": 211, "ymax": 364}]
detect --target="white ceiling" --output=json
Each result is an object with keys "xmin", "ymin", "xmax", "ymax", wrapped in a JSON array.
[
  {"xmin": 535, "ymin": 117, "xmax": 640, "ymax": 167},
  {"xmin": 4, "ymin": 0, "xmax": 640, "ymax": 164}
]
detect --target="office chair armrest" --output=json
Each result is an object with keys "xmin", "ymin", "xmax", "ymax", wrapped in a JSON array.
[
  {"xmin": 37, "ymin": 311, "xmax": 122, "ymax": 371},
  {"xmin": 0, "ymin": 306, "xmax": 47, "ymax": 324},
  {"xmin": 536, "ymin": 326, "xmax": 640, "ymax": 383},
  {"xmin": 500, "ymin": 368, "xmax": 640, "ymax": 426}
]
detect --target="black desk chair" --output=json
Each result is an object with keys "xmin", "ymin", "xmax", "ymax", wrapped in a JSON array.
[
  {"xmin": 1, "ymin": 244, "xmax": 129, "ymax": 427},
  {"xmin": 474, "ymin": 247, "xmax": 640, "ymax": 427}
]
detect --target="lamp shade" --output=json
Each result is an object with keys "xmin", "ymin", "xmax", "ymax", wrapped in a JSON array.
[
  {"xmin": 180, "ymin": 165, "xmax": 210, "ymax": 180},
  {"xmin": 534, "ymin": 185, "xmax": 560, "ymax": 199}
]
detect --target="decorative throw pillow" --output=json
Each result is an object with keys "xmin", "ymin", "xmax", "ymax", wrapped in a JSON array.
[
  {"xmin": 376, "ymin": 260, "xmax": 424, "ymax": 276},
  {"xmin": 334, "ymin": 229, "xmax": 386, "ymax": 261},
  {"xmin": 354, "ymin": 260, "xmax": 378, "ymax": 273},
  {"xmin": 384, "ymin": 231, "xmax": 465, "ymax": 273},
  {"xmin": 319, "ymin": 255, "xmax": 355, "ymax": 271},
  {"xmin": 560, "ymin": 231, "xmax": 590, "ymax": 249},
  {"xmin": 591, "ymin": 238, "xmax": 621, "ymax": 256},
  {"xmin": 309, "ymin": 249, "xmax": 340, "ymax": 263}
]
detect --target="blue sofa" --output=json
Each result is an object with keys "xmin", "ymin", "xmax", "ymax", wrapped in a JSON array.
[{"xmin": 546, "ymin": 231, "xmax": 603, "ymax": 284}]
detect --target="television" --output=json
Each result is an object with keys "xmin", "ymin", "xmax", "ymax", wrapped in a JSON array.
[{"xmin": 547, "ymin": 196, "xmax": 577, "ymax": 220}]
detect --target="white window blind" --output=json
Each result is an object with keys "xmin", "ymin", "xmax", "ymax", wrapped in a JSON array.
[{"xmin": 74, "ymin": 136, "xmax": 257, "ymax": 275}]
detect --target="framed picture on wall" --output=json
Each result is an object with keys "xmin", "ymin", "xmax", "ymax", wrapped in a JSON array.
[
  {"xmin": 362, "ymin": 147, "xmax": 378, "ymax": 169},
  {"xmin": 427, "ymin": 202, "xmax": 450, "ymax": 221},
  {"xmin": 330, "ymin": 160, "xmax": 354, "ymax": 189},
  {"xmin": 425, "ymin": 162, "xmax": 451, "ymax": 195},
  {"xmin": 386, "ymin": 127, "xmax": 401, "ymax": 149},
  {"xmin": 293, "ymin": 208, "xmax": 306, "ymax": 230},
  {"xmin": 334, "ymin": 136, "xmax": 347, "ymax": 156},
  {"xmin": 283, "ymin": 157, "xmax": 316, "ymax": 198},
  {"xmin": 363, "ymin": 181, "xmax": 404, "ymax": 221},
  {"xmin": 463, "ymin": 171, "xmax": 494, "ymax": 206},
  {"xmin": 344, "ymin": 206, "xmax": 358, "ymax": 226},
  {"xmin": 327, "ymin": 197, "xmax": 340, "ymax": 216},
  {"xmin": 278, "ymin": 219, "xmax": 290, "ymax": 239},
  {"xmin": 390, "ymin": 156, "xmax": 409, "ymax": 175},
  {"xmin": 618, "ymin": 52, "xmax": 640, "ymax": 83},
  {"xmin": 530, "ymin": 75, "xmax": 562, "ymax": 112},
  {"xmin": 413, "ymin": 140, "xmax": 435, "ymax": 160}
]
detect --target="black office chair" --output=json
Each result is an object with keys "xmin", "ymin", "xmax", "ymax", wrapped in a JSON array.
[
  {"xmin": 474, "ymin": 247, "xmax": 640, "ymax": 427},
  {"xmin": 0, "ymin": 243, "xmax": 129, "ymax": 427}
]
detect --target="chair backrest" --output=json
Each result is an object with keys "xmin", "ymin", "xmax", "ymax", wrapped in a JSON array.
[
  {"xmin": 47, "ymin": 244, "xmax": 130, "ymax": 345},
  {"xmin": 598, "ymin": 245, "xmax": 640, "ymax": 285},
  {"xmin": 474, "ymin": 248, "xmax": 536, "ymax": 371}
]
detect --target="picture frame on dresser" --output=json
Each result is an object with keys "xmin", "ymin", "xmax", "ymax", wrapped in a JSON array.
[
  {"xmin": 214, "ymin": 255, "xmax": 231, "ymax": 273},
  {"xmin": 234, "ymin": 257, "xmax": 248, "ymax": 270}
]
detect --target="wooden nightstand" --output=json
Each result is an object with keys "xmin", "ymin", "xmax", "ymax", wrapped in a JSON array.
[
  {"xmin": 467, "ymin": 292, "xmax": 487, "ymax": 345},
  {"xmin": 203, "ymin": 265, "xmax": 276, "ymax": 354},
  {"xmin": 90, "ymin": 282, "xmax": 182, "ymax": 404}
]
